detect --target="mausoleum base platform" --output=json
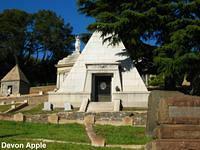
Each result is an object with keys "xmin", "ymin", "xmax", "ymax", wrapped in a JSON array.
[{"xmin": 48, "ymin": 91, "xmax": 149, "ymax": 109}]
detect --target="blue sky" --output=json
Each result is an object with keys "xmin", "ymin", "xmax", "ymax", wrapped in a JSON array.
[{"xmin": 0, "ymin": 0, "xmax": 94, "ymax": 34}]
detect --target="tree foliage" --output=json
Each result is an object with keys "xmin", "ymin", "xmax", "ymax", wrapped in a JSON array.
[
  {"xmin": 0, "ymin": 9, "xmax": 74, "ymax": 85},
  {"xmin": 77, "ymin": 0, "xmax": 200, "ymax": 93}
]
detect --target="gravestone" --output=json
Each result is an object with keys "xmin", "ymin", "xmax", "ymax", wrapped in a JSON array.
[
  {"xmin": 48, "ymin": 114, "xmax": 59, "ymax": 124},
  {"xmin": 146, "ymin": 90, "xmax": 183, "ymax": 136},
  {"xmin": 0, "ymin": 101, "xmax": 6, "ymax": 105},
  {"xmin": 122, "ymin": 116, "xmax": 133, "ymax": 125},
  {"xmin": 11, "ymin": 105, "xmax": 16, "ymax": 109},
  {"xmin": 43, "ymin": 102, "xmax": 53, "ymax": 111},
  {"xmin": 13, "ymin": 113, "xmax": 24, "ymax": 122},
  {"xmin": 39, "ymin": 91, "xmax": 43, "ymax": 95},
  {"xmin": 84, "ymin": 115, "xmax": 95, "ymax": 125},
  {"xmin": 64, "ymin": 102, "xmax": 72, "ymax": 111},
  {"xmin": 147, "ymin": 95, "xmax": 200, "ymax": 150}
]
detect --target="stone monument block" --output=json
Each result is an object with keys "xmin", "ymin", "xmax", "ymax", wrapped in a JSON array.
[
  {"xmin": 24, "ymin": 100, "xmax": 28, "ymax": 103},
  {"xmin": 147, "ymin": 95, "xmax": 200, "ymax": 150},
  {"xmin": 84, "ymin": 115, "xmax": 95, "ymax": 125},
  {"xmin": 146, "ymin": 90, "xmax": 183, "ymax": 136},
  {"xmin": 155, "ymin": 124, "xmax": 200, "ymax": 139},
  {"xmin": 157, "ymin": 95, "xmax": 200, "ymax": 124},
  {"xmin": 43, "ymin": 102, "xmax": 53, "ymax": 111},
  {"xmin": 13, "ymin": 113, "xmax": 24, "ymax": 122},
  {"xmin": 123, "ymin": 116, "xmax": 133, "ymax": 125},
  {"xmin": 64, "ymin": 102, "xmax": 72, "ymax": 111},
  {"xmin": 48, "ymin": 114, "xmax": 59, "ymax": 124},
  {"xmin": 0, "ymin": 101, "xmax": 6, "ymax": 105},
  {"xmin": 147, "ymin": 139, "xmax": 200, "ymax": 150},
  {"xmin": 11, "ymin": 105, "xmax": 16, "ymax": 109},
  {"xmin": 39, "ymin": 91, "xmax": 43, "ymax": 95}
]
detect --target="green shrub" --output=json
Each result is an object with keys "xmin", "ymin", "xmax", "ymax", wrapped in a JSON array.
[{"xmin": 148, "ymin": 75, "xmax": 164, "ymax": 86}]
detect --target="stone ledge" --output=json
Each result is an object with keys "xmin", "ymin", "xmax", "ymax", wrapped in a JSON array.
[
  {"xmin": 146, "ymin": 139, "xmax": 200, "ymax": 150},
  {"xmin": 154, "ymin": 124, "xmax": 200, "ymax": 139}
]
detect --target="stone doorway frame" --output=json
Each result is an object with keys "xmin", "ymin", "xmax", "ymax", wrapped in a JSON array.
[
  {"xmin": 91, "ymin": 73, "xmax": 113, "ymax": 102},
  {"xmin": 84, "ymin": 63, "xmax": 123, "ymax": 102}
]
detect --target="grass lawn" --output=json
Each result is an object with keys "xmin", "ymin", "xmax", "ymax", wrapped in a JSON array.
[
  {"xmin": 0, "ymin": 139, "xmax": 123, "ymax": 150},
  {"xmin": 0, "ymin": 120, "xmax": 90, "ymax": 143},
  {"xmin": 94, "ymin": 125, "xmax": 151, "ymax": 145},
  {"xmin": 0, "ymin": 104, "xmax": 13, "ymax": 112},
  {"xmin": 20, "ymin": 103, "xmax": 79, "ymax": 115}
]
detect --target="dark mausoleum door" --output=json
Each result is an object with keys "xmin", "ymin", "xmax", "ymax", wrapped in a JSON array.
[{"xmin": 93, "ymin": 75, "xmax": 111, "ymax": 102}]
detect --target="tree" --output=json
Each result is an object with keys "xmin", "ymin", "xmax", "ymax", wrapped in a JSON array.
[
  {"xmin": 77, "ymin": 0, "xmax": 200, "ymax": 92},
  {"xmin": 0, "ymin": 9, "xmax": 74, "ymax": 85},
  {"xmin": 0, "ymin": 9, "xmax": 31, "ymax": 64}
]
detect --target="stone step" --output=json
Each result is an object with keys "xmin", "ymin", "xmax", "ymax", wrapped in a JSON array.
[
  {"xmin": 87, "ymin": 102, "xmax": 114, "ymax": 112},
  {"xmin": 155, "ymin": 124, "xmax": 200, "ymax": 139},
  {"xmin": 147, "ymin": 139, "xmax": 200, "ymax": 150}
]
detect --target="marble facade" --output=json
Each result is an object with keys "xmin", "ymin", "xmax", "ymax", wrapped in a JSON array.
[{"xmin": 48, "ymin": 32, "xmax": 149, "ymax": 109}]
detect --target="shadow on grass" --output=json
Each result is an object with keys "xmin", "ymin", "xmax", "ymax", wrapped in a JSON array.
[{"xmin": 0, "ymin": 133, "xmax": 26, "ymax": 139}]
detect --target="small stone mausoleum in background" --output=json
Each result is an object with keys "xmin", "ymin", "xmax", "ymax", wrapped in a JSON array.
[
  {"xmin": 0, "ymin": 65, "xmax": 30, "ymax": 96},
  {"xmin": 48, "ymin": 31, "xmax": 149, "ymax": 112}
]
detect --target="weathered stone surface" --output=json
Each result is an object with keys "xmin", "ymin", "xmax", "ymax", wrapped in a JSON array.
[
  {"xmin": 85, "ymin": 124, "xmax": 105, "ymax": 147},
  {"xmin": 146, "ymin": 90, "xmax": 183, "ymax": 136},
  {"xmin": 0, "ymin": 114, "xmax": 13, "ymax": 121},
  {"xmin": 0, "ymin": 101, "xmax": 6, "ymax": 105},
  {"xmin": 79, "ymin": 99, "xmax": 89, "ymax": 112},
  {"xmin": 146, "ymin": 139, "xmax": 200, "ymax": 150},
  {"xmin": 39, "ymin": 91, "xmax": 43, "ymax": 95},
  {"xmin": 84, "ymin": 115, "xmax": 95, "ymax": 125},
  {"xmin": 11, "ymin": 105, "xmax": 16, "ymax": 109},
  {"xmin": 113, "ymin": 100, "xmax": 121, "ymax": 112},
  {"xmin": 155, "ymin": 124, "xmax": 200, "ymax": 139},
  {"xmin": 64, "ymin": 102, "xmax": 72, "ymax": 111},
  {"xmin": 157, "ymin": 95, "xmax": 200, "ymax": 124},
  {"xmin": 149, "ymin": 94, "xmax": 200, "ymax": 150},
  {"xmin": 48, "ymin": 114, "xmax": 58, "ymax": 124},
  {"xmin": 43, "ymin": 102, "xmax": 53, "ymax": 111},
  {"xmin": 122, "ymin": 116, "xmax": 133, "ymax": 125},
  {"xmin": 13, "ymin": 113, "xmax": 24, "ymax": 122},
  {"xmin": 169, "ymin": 106, "xmax": 200, "ymax": 118},
  {"xmin": 0, "ymin": 65, "xmax": 29, "ymax": 96}
]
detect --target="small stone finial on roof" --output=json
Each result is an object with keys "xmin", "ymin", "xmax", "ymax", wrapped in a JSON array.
[
  {"xmin": 75, "ymin": 35, "xmax": 81, "ymax": 52},
  {"xmin": 1, "ymin": 65, "xmax": 29, "ymax": 84}
]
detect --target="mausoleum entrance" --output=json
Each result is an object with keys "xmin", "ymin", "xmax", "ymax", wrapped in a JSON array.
[{"xmin": 91, "ymin": 74, "xmax": 112, "ymax": 102}]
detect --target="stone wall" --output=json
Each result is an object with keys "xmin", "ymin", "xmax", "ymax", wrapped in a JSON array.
[
  {"xmin": 0, "ymin": 94, "xmax": 48, "ymax": 105},
  {"xmin": 30, "ymin": 85, "xmax": 56, "ymax": 94},
  {"xmin": 1, "ymin": 81, "xmax": 20, "ymax": 96},
  {"xmin": 0, "ymin": 111, "xmax": 147, "ymax": 126}
]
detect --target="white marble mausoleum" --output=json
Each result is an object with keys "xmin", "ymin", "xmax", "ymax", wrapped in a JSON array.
[{"xmin": 48, "ymin": 31, "xmax": 149, "ymax": 111}]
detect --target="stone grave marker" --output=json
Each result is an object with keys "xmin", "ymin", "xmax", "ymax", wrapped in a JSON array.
[
  {"xmin": 0, "ymin": 101, "xmax": 6, "ymax": 105},
  {"xmin": 64, "ymin": 102, "xmax": 72, "ymax": 111},
  {"xmin": 43, "ymin": 102, "xmax": 53, "ymax": 111},
  {"xmin": 13, "ymin": 113, "xmax": 24, "ymax": 122},
  {"xmin": 147, "ymin": 95, "xmax": 200, "ymax": 150},
  {"xmin": 48, "ymin": 114, "xmax": 59, "ymax": 124}
]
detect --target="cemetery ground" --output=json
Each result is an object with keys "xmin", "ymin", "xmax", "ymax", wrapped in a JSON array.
[{"xmin": 0, "ymin": 120, "xmax": 150, "ymax": 150}]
